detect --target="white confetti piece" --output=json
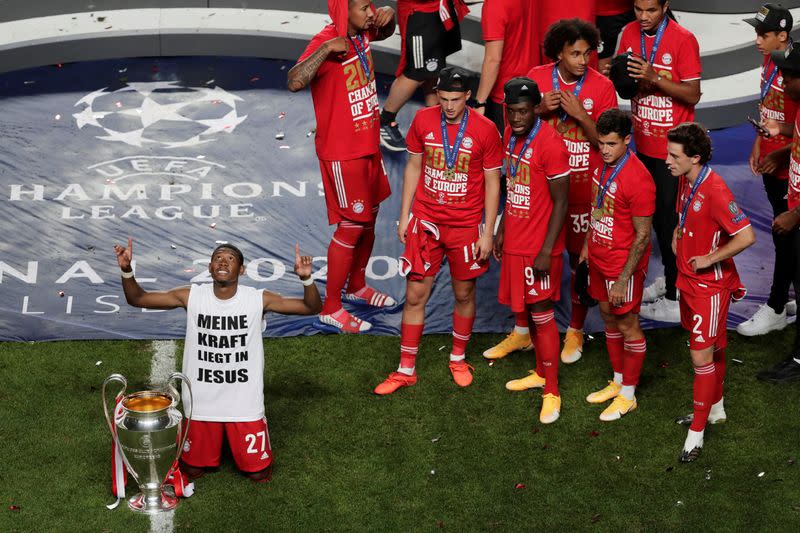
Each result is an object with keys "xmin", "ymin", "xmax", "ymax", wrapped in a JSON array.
[
  {"xmin": 758, "ymin": 471, "xmax": 765, "ymax": 478},
  {"xmin": 275, "ymin": 132, "xmax": 285, "ymax": 140},
  {"xmin": 54, "ymin": 114, "xmax": 61, "ymax": 120},
  {"xmin": 95, "ymin": 361, "xmax": 102, "ymax": 366}
]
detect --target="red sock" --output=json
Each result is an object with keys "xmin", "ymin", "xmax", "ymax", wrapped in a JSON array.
[
  {"xmin": 530, "ymin": 323, "xmax": 545, "ymax": 377},
  {"xmin": 451, "ymin": 312, "xmax": 475, "ymax": 357},
  {"xmin": 569, "ymin": 278, "xmax": 589, "ymax": 329},
  {"xmin": 321, "ymin": 222, "xmax": 364, "ymax": 314},
  {"xmin": 346, "ymin": 222, "xmax": 375, "ymax": 294},
  {"xmin": 531, "ymin": 311, "xmax": 560, "ymax": 396},
  {"xmin": 713, "ymin": 347, "xmax": 726, "ymax": 404},
  {"xmin": 622, "ymin": 338, "xmax": 647, "ymax": 387},
  {"xmin": 690, "ymin": 362, "xmax": 717, "ymax": 431},
  {"xmin": 515, "ymin": 312, "xmax": 529, "ymax": 329},
  {"xmin": 605, "ymin": 328, "xmax": 624, "ymax": 375},
  {"xmin": 399, "ymin": 322, "xmax": 424, "ymax": 370}
]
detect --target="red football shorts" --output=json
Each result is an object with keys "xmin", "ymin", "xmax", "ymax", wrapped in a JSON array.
[
  {"xmin": 680, "ymin": 290, "xmax": 732, "ymax": 351},
  {"xmin": 319, "ymin": 152, "xmax": 391, "ymax": 225},
  {"xmin": 182, "ymin": 418, "xmax": 273, "ymax": 473},
  {"xmin": 566, "ymin": 203, "xmax": 591, "ymax": 256},
  {"xmin": 588, "ymin": 267, "xmax": 646, "ymax": 315},
  {"xmin": 498, "ymin": 253, "xmax": 563, "ymax": 312},
  {"xmin": 401, "ymin": 223, "xmax": 489, "ymax": 281}
]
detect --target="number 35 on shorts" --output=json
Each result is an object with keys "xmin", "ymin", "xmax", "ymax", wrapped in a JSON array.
[{"xmin": 571, "ymin": 213, "xmax": 590, "ymax": 234}]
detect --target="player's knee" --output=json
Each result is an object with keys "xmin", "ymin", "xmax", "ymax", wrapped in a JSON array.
[
  {"xmin": 452, "ymin": 286, "xmax": 475, "ymax": 306},
  {"xmin": 405, "ymin": 286, "xmax": 429, "ymax": 308},
  {"xmin": 246, "ymin": 465, "xmax": 273, "ymax": 483}
]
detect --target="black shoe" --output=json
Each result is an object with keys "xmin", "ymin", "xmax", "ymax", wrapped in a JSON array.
[
  {"xmin": 679, "ymin": 446, "xmax": 702, "ymax": 463},
  {"xmin": 380, "ymin": 122, "xmax": 407, "ymax": 151},
  {"xmin": 757, "ymin": 356, "xmax": 800, "ymax": 383}
]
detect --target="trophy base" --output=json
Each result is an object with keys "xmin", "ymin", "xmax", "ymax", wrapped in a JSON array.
[{"xmin": 127, "ymin": 491, "xmax": 179, "ymax": 514}]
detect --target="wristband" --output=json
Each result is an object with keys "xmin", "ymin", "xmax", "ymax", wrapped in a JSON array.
[
  {"xmin": 121, "ymin": 269, "xmax": 134, "ymax": 279},
  {"xmin": 300, "ymin": 276, "xmax": 314, "ymax": 286}
]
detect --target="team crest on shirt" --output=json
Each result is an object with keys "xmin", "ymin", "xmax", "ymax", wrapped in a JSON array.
[
  {"xmin": 598, "ymin": 41, "xmax": 605, "ymax": 54},
  {"xmin": 184, "ymin": 440, "xmax": 191, "ymax": 453},
  {"xmin": 583, "ymin": 98, "xmax": 594, "ymax": 111},
  {"xmin": 524, "ymin": 148, "xmax": 533, "ymax": 159},
  {"xmin": 426, "ymin": 59, "xmax": 439, "ymax": 72},
  {"xmin": 728, "ymin": 201, "xmax": 740, "ymax": 214},
  {"xmin": 693, "ymin": 199, "xmax": 702, "ymax": 212},
  {"xmin": 352, "ymin": 200, "xmax": 365, "ymax": 214},
  {"xmin": 662, "ymin": 53, "xmax": 673, "ymax": 65},
  {"xmin": 609, "ymin": 182, "xmax": 618, "ymax": 194},
  {"xmin": 778, "ymin": 75, "xmax": 784, "ymax": 86},
  {"xmin": 463, "ymin": 137, "xmax": 474, "ymax": 149}
]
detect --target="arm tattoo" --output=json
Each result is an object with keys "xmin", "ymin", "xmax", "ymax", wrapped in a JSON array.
[
  {"xmin": 618, "ymin": 215, "xmax": 652, "ymax": 282},
  {"xmin": 287, "ymin": 44, "xmax": 330, "ymax": 92}
]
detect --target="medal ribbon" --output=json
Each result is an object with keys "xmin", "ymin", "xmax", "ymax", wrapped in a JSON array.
[
  {"xmin": 760, "ymin": 41, "xmax": 792, "ymax": 102},
  {"xmin": 640, "ymin": 15, "xmax": 669, "ymax": 65},
  {"xmin": 349, "ymin": 34, "xmax": 371, "ymax": 80},
  {"xmin": 441, "ymin": 107, "xmax": 470, "ymax": 170},
  {"xmin": 595, "ymin": 149, "xmax": 631, "ymax": 211},
  {"xmin": 506, "ymin": 118, "xmax": 542, "ymax": 178},
  {"xmin": 552, "ymin": 63, "xmax": 586, "ymax": 125},
  {"xmin": 679, "ymin": 165, "xmax": 711, "ymax": 234}
]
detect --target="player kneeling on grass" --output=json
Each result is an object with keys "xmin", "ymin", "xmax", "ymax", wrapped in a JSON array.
[
  {"xmin": 373, "ymin": 66, "xmax": 503, "ymax": 395},
  {"xmin": 665, "ymin": 123, "xmax": 755, "ymax": 462},
  {"xmin": 114, "ymin": 239, "xmax": 322, "ymax": 481},
  {"xmin": 581, "ymin": 109, "xmax": 655, "ymax": 422},
  {"xmin": 497, "ymin": 77, "xmax": 570, "ymax": 424}
]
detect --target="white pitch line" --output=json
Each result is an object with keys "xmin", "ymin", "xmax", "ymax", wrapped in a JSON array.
[{"xmin": 149, "ymin": 339, "xmax": 177, "ymax": 533}]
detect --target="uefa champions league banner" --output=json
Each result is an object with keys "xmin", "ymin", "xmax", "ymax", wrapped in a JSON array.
[{"xmin": 0, "ymin": 57, "xmax": 778, "ymax": 341}]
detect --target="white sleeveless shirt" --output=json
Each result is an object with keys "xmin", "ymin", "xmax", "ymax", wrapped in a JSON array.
[{"xmin": 182, "ymin": 284, "xmax": 266, "ymax": 422}]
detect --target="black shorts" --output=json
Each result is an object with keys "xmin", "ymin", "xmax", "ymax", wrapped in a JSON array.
[
  {"xmin": 400, "ymin": 10, "xmax": 463, "ymax": 81},
  {"xmin": 597, "ymin": 10, "xmax": 635, "ymax": 59}
]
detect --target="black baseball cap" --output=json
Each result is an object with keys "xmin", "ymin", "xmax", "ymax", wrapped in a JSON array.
[
  {"xmin": 772, "ymin": 42, "xmax": 800, "ymax": 76},
  {"xmin": 744, "ymin": 3, "xmax": 793, "ymax": 34},
  {"xmin": 503, "ymin": 77, "xmax": 542, "ymax": 105},
  {"xmin": 436, "ymin": 66, "xmax": 471, "ymax": 92},
  {"xmin": 609, "ymin": 52, "xmax": 639, "ymax": 100}
]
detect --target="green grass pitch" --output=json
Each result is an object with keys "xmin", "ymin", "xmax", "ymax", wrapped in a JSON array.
[{"xmin": 1, "ymin": 328, "xmax": 799, "ymax": 531}]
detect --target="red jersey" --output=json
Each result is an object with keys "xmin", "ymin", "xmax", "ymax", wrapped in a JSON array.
[
  {"xmin": 481, "ymin": 0, "xmax": 540, "ymax": 104},
  {"xmin": 675, "ymin": 169, "xmax": 750, "ymax": 295},
  {"xmin": 617, "ymin": 18, "xmax": 701, "ymax": 159},
  {"xmin": 526, "ymin": 64, "xmax": 618, "ymax": 204},
  {"xmin": 406, "ymin": 106, "xmax": 504, "ymax": 226},
  {"xmin": 501, "ymin": 121, "xmax": 571, "ymax": 256},
  {"xmin": 588, "ymin": 151, "xmax": 655, "ymax": 278},
  {"xmin": 537, "ymin": 1, "xmax": 596, "ymax": 34},
  {"xmin": 759, "ymin": 53, "xmax": 798, "ymax": 180},
  {"xmin": 597, "ymin": 0, "xmax": 631, "ymax": 16},
  {"xmin": 790, "ymin": 113, "xmax": 800, "ymax": 209},
  {"xmin": 298, "ymin": 25, "xmax": 380, "ymax": 161}
]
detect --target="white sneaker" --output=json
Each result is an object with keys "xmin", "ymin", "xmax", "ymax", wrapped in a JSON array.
[
  {"xmin": 786, "ymin": 300, "xmax": 797, "ymax": 316},
  {"xmin": 642, "ymin": 276, "xmax": 666, "ymax": 303},
  {"xmin": 736, "ymin": 304, "xmax": 787, "ymax": 336},
  {"xmin": 640, "ymin": 296, "xmax": 680, "ymax": 323}
]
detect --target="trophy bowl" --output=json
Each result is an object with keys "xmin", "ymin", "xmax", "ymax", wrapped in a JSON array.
[{"xmin": 103, "ymin": 373, "xmax": 192, "ymax": 514}]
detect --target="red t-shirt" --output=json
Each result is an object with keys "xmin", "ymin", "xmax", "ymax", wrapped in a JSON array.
[
  {"xmin": 597, "ymin": 0, "xmax": 632, "ymax": 17},
  {"xmin": 406, "ymin": 106, "xmax": 504, "ymax": 226},
  {"xmin": 588, "ymin": 152, "xmax": 655, "ymax": 278},
  {"xmin": 675, "ymin": 170, "xmax": 750, "ymax": 295},
  {"xmin": 617, "ymin": 18, "xmax": 701, "ymax": 159},
  {"xmin": 789, "ymin": 114, "xmax": 800, "ymax": 209},
  {"xmin": 298, "ymin": 25, "xmax": 380, "ymax": 161},
  {"xmin": 537, "ymin": 1, "xmax": 596, "ymax": 34},
  {"xmin": 526, "ymin": 64, "xmax": 618, "ymax": 205},
  {"xmin": 501, "ymin": 121, "xmax": 571, "ymax": 256},
  {"xmin": 481, "ymin": 0, "xmax": 540, "ymax": 104},
  {"xmin": 759, "ymin": 54, "xmax": 798, "ymax": 180}
]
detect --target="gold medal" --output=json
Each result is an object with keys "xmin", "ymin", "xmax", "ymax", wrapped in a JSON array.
[
  {"xmin": 444, "ymin": 166, "xmax": 455, "ymax": 180},
  {"xmin": 557, "ymin": 121, "xmax": 569, "ymax": 134},
  {"xmin": 591, "ymin": 207, "xmax": 604, "ymax": 221},
  {"xmin": 677, "ymin": 228, "xmax": 683, "ymax": 240}
]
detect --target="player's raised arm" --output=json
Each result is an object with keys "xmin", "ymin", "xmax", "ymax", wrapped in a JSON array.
[
  {"xmin": 262, "ymin": 244, "xmax": 322, "ymax": 315},
  {"xmin": 114, "ymin": 238, "xmax": 189, "ymax": 309},
  {"xmin": 287, "ymin": 37, "xmax": 348, "ymax": 92}
]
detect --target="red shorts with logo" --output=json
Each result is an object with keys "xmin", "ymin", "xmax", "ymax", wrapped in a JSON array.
[
  {"xmin": 182, "ymin": 418, "xmax": 272, "ymax": 473},
  {"xmin": 588, "ymin": 267, "xmax": 646, "ymax": 316},
  {"xmin": 566, "ymin": 203, "xmax": 591, "ymax": 256},
  {"xmin": 319, "ymin": 152, "xmax": 391, "ymax": 225},
  {"xmin": 498, "ymin": 253, "xmax": 563, "ymax": 312},
  {"xmin": 680, "ymin": 290, "xmax": 732, "ymax": 351},
  {"xmin": 400, "ymin": 223, "xmax": 489, "ymax": 281}
]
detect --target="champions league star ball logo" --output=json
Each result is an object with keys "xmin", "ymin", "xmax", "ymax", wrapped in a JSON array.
[{"xmin": 73, "ymin": 82, "xmax": 247, "ymax": 148}]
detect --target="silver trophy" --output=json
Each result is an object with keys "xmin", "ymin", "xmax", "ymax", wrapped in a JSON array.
[{"xmin": 102, "ymin": 372, "xmax": 192, "ymax": 514}]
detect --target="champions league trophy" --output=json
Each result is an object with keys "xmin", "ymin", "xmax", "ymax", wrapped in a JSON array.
[{"xmin": 102, "ymin": 372, "xmax": 192, "ymax": 513}]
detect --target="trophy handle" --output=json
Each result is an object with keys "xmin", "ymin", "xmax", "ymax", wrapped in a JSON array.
[
  {"xmin": 167, "ymin": 372, "xmax": 193, "ymax": 466},
  {"xmin": 102, "ymin": 374, "xmax": 127, "ymax": 440}
]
